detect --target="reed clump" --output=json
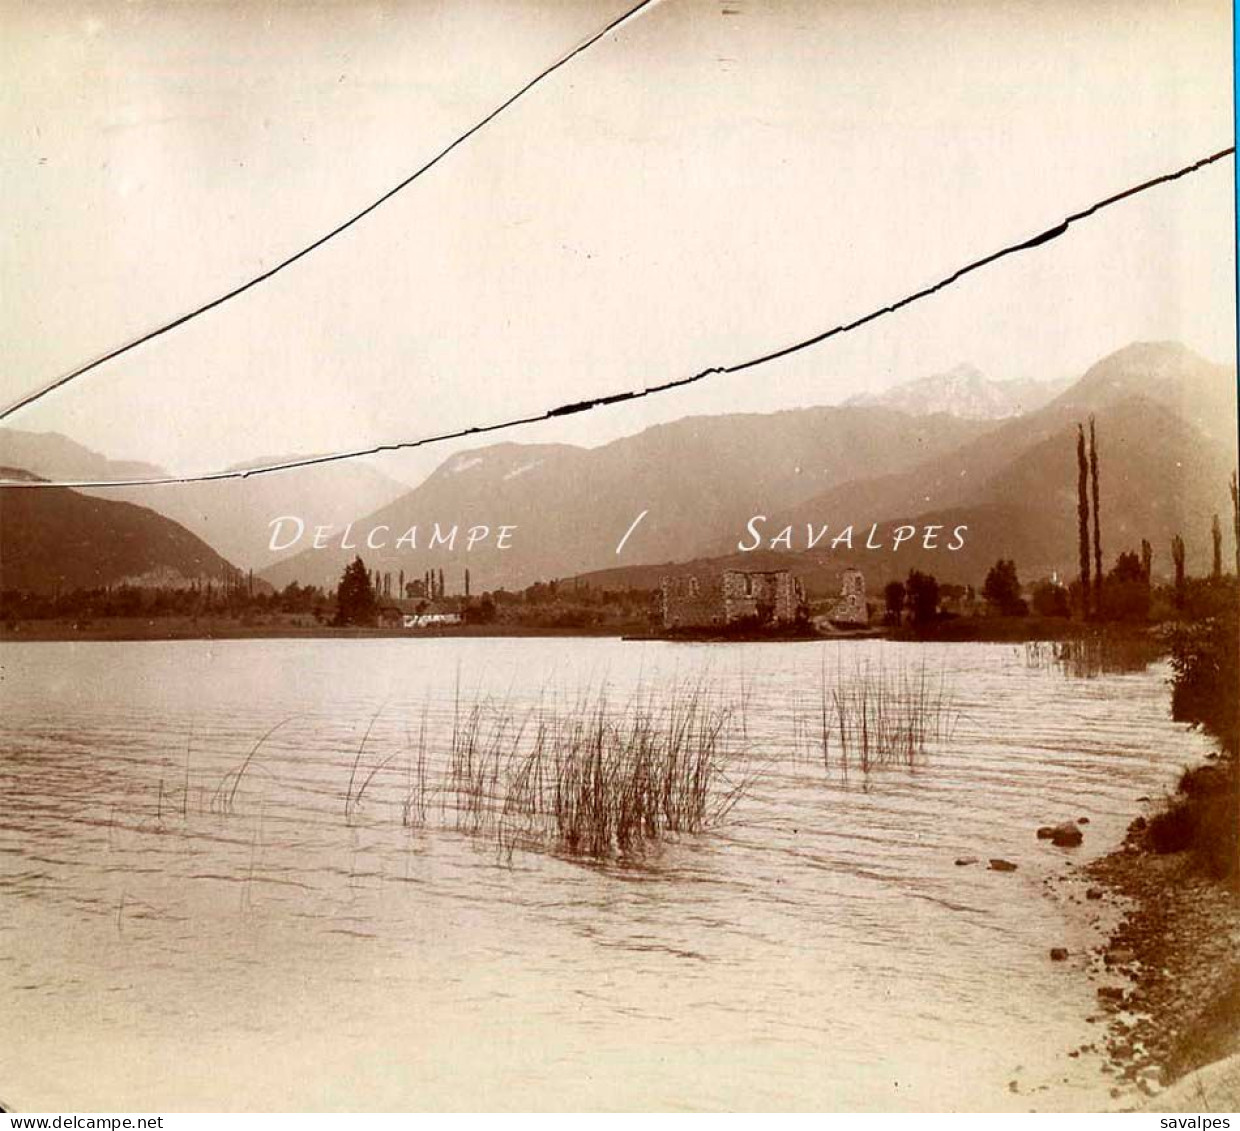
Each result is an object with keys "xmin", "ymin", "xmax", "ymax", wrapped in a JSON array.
[
  {"xmin": 413, "ymin": 682, "xmax": 753, "ymax": 860},
  {"xmin": 814, "ymin": 657, "xmax": 958, "ymax": 771},
  {"xmin": 209, "ymin": 684, "xmax": 754, "ymax": 861}
]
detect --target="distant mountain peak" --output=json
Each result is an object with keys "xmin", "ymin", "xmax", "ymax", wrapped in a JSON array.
[
  {"xmin": 1050, "ymin": 341, "xmax": 1235, "ymax": 443},
  {"xmin": 845, "ymin": 365, "xmax": 1067, "ymax": 420},
  {"xmin": 1070, "ymin": 340, "xmax": 1213, "ymax": 393}
]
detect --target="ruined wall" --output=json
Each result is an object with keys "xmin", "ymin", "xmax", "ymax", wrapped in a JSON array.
[
  {"xmin": 721, "ymin": 570, "xmax": 802, "ymax": 624},
  {"xmin": 661, "ymin": 574, "xmax": 726, "ymax": 629},
  {"xmin": 663, "ymin": 570, "xmax": 806, "ymax": 628},
  {"xmin": 827, "ymin": 568, "xmax": 869, "ymax": 626}
]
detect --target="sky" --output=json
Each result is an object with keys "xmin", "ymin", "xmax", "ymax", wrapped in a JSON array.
[{"xmin": 1, "ymin": 0, "xmax": 1235, "ymax": 488}]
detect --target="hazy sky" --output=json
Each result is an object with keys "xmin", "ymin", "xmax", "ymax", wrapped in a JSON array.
[{"xmin": 2, "ymin": 0, "xmax": 1234, "ymax": 485}]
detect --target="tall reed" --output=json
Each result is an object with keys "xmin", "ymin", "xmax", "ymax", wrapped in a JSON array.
[
  {"xmin": 207, "ymin": 682, "xmax": 755, "ymax": 862},
  {"xmin": 435, "ymin": 680, "xmax": 752, "ymax": 860},
  {"xmin": 212, "ymin": 716, "xmax": 294, "ymax": 814},
  {"xmin": 815, "ymin": 657, "xmax": 958, "ymax": 771}
]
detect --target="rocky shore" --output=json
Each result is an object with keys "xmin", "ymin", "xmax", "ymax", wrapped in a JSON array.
[{"xmin": 1052, "ymin": 780, "xmax": 1240, "ymax": 1111}]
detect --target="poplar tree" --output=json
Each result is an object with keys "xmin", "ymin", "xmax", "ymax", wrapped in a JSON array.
[
  {"xmin": 1076, "ymin": 423, "xmax": 1091, "ymax": 616},
  {"xmin": 1089, "ymin": 416, "xmax": 1102, "ymax": 616},
  {"xmin": 1171, "ymin": 535, "xmax": 1186, "ymax": 611},
  {"xmin": 1232, "ymin": 471, "xmax": 1240, "ymax": 577}
]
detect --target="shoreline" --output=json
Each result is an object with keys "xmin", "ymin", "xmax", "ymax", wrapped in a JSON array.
[
  {"xmin": 1052, "ymin": 755, "xmax": 1239, "ymax": 1111},
  {"xmin": 2, "ymin": 616, "xmax": 1148, "ymax": 646},
  {"xmin": 0, "ymin": 620, "xmax": 633, "ymax": 643}
]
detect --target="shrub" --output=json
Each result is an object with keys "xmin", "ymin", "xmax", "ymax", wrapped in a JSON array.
[
  {"xmin": 1145, "ymin": 601, "xmax": 1238, "ymax": 881},
  {"xmin": 1167, "ymin": 614, "xmax": 1239, "ymax": 755},
  {"xmin": 1147, "ymin": 798, "xmax": 1196, "ymax": 854},
  {"xmin": 905, "ymin": 570, "xmax": 939, "ymax": 628},
  {"xmin": 983, "ymin": 559, "xmax": 1024, "ymax": 615},
  {"xmin": 1032, "ymin": 582, "xmax": 1070, "ymax": 618}
]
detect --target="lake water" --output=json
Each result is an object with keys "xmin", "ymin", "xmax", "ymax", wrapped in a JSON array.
[{"xmin": 0, "ymin": 637, "xmax": 1212, "ymax": 1111}]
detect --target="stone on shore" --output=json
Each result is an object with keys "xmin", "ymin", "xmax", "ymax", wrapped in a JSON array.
[
  {"xmin": 1036, "ymin": 821, "xmax": 1085, "ymax": 846},
  {"xmin": 1050, "ymin": 822, "xmax": 1084, "ymax": 847},
  {"xmin": 988, "ymin": 858, "xmax": 1018, "ymax": 872}
]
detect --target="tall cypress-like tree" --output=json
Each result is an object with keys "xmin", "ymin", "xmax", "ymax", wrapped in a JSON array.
[
  {"xmin": 1232, "ymin": 471, "xmax": 1240, "ymax": 578},
  {"xmin": 1171, "ymin": 535, "xmax": 1186, "ymax": 611},
  {"xmin": 1089, "ymin": 416, "xmax": 1102, "ymax": 615},
  {"xmin": 1076, "ymin": 423, "xmax": 1092, "ymax": 616},
  {"xmin": 1140, "ymin": 538, "xmax": 1153, "ymax": 583},
  {"xmin": 1212, "ymin": 514, "xmax": 1223, "ymax": 580}
]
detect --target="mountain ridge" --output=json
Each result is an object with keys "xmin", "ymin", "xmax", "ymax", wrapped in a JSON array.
[
  {"xmin": 845, "ymin": 363, "xmax": 1071, "ymax": 419},
  {"xmin": 0, "ymin": 430, "xmax": 413, "ymax": 570},
  {"xmin": 260, "ymin": 341, "xmax": 1238, "ymax": 593},
  {"xmin": 0, "ymin": 470, "xmax": 241, "ymax": 593},
  {"xmin": 257, "ymin": 405, "xmax": 993, "ymax": 592}
]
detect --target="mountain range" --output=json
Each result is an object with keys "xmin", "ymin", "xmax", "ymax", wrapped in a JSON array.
[
  {"xmin": 257, "ymin": 407, "xmax": 990, "ymax": 592},
  {"xmin": 845, "ymin": 364, "xmax": 1070, "ymax": 419},
  {"xmin": 259, "ymin": 342, "xmax": 1236, "ymax": 593},
  {"xmin": 0, "ymin": 433, "xmax": 411, "ymax": 570},
  {"xmin": 2, "ymin": 342, "xmax": 1236, "ymax": 598}
]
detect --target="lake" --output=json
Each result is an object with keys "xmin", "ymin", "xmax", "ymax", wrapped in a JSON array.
[{"xmin": 0, "ymin": 637, "xmax": 1211, "ymax": 1111}]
